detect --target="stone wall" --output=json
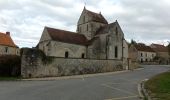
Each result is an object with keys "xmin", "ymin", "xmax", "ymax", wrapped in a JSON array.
[{"xmin": 21, "ymin": 48, "xmax": 124, "ymax": 78}]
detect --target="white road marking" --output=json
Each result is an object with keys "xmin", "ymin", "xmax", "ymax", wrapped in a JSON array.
[
  {"xmin": 101, "ymin": 84, "xmax": 137, "ymax": 95},
  {"xmin": 105, "ymin": 95, "xmax": 139, "ymax": 100}
]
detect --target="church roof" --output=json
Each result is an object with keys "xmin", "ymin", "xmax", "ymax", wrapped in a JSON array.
[
  {"xmin": 46, "ymin": 27, "xmax": 88, "ymax": 46},
  {"xmin": 95, "ymin": 22, "xmax": 116, "ymax": 35},
  {"xmin": 85, "ymin": 9, "xmax": 108, "ymax": 24},
  {"xmin": 0, "ymin": 32, "xmax": 17, "ymax": 47}
]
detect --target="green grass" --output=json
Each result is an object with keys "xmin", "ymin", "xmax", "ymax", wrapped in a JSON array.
[
  {"xmin": 0, "ymin": 76, "xmax": 21, "ymax": 81},
  {"xmin": 145, "ymin": 72, "xmax": 170, "ymax": 100}
]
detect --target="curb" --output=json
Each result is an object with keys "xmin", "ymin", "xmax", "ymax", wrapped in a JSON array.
[
  {"xmin": 138, "ymin": 79, "xmax": 152, "ymax": 100},
  {"xmin": 21, "ymin": 70, "xmax": 129, "ymax": 81}
]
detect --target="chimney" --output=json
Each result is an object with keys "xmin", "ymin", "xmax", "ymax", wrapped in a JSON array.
[{"xmin": 6, "ymin": 32, "xmax": 10, "ymax": 36}]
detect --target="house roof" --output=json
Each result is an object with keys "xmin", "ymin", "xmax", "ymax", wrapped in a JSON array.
[
  {"xmin": 95, "ymin": 22, "xmax": 116, "ymax": 35},
  {"xmin": 151, "ymin": 44, "xmax": 168, "ymax": 52},
  {"xmin": 134, "ymin": 44, "xmax": 155, "ymax": 52},
  {"xmin": 0, "ymin": 32, "xmax": 17, "ymax": 47},
  {"xmin": 46, "ymin": 27, "xmax": 88, "ymax": 46},
  {"xmin": 85, "ymin": 9, "xmax": 108, "ymax": 24}
]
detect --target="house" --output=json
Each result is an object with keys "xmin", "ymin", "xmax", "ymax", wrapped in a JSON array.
[
  {"xmin": 0, "ymin": 32, "xmax": 19, "ymax": 55},
  {"xmin": 129, "ymin": 43, "xmax": 156, "ymax": 63},
  {"xmin": 37, "ymin": 7, "xmax": 128, "ymax": 60},
  {"xmin": 150, "ymin": 44, "xmax": 169, "ymax": 64}
]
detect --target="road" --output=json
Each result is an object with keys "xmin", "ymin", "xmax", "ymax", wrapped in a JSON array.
[{"xmin": 0, "ymin": 65, "xmax": 169, "ymax": 100}]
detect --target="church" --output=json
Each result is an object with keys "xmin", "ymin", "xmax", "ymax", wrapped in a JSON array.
[
  {"xmin": 21, "ymin": 7, "xmax": 129, "ymax": 78},
  {"xmin": 37, "ymin": 7, "xmax": 128, "ymax": 60}
]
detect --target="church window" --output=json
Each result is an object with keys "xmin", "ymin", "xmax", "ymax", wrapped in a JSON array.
[
  {"xmin": 81, "ymin": 53, "xmax": 85, "ymax": 58},
  {"xmin": 77, "ymin": 27, "xmax": 79, "ymax": 32},
  {"xmin": 115, "ymin": 27, "xmax": 118, "ymax": 35},
  {"xmin": 65, "ymin": 51, "xmax": 69, "ymax": 58},
  {"xmin": 115, "ymin": 46, "xmax": 118, "ymax": 58},
  {"xmin": 87, "ymin": 24, "xmax": 88, "ymax": 31},
  {"xmin": 43, "ymin": 46, "xmax": 45, "ymax": 52},
  {"xmin": 83, "ymin": 16, "xmax": 85, "ymax": 23},
  {"xmin": 79, "ymin": 27, "xmax": 81, "ymax": 32}
]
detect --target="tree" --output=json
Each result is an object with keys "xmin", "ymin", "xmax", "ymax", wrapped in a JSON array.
[
  {"xmin": 168, "ymin": 42, "xmax": 170, "ymax": 56},
  {"xmin": 131, "ymin": 39, "xmax": 137, "ymax": 45}
]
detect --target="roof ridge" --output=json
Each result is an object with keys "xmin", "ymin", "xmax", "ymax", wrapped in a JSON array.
[{"xmin": 45, "ymin": 26, "xmax": 77, "ymax": 34}]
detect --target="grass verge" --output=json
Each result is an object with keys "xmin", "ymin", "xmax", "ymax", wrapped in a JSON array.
[
  {"xmin": 0, "ymin": 76, "xmax": 21, "ymax": 81},
  {"xmin": 145, "ymin": 72, "xmax": 170, "ymax": 100}
]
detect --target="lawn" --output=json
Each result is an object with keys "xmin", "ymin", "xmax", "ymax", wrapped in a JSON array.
[
  {"xmin": 145, "ymin": 72, "xmax": 170, "ymax": 100},
  {"xmin": 0, "ymin": 77, "xmax": 21, "ymax": 81}
]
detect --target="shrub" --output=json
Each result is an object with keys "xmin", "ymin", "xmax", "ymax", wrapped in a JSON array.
[{"xmin": 0, "ymin": 55, "xmax": 21, "ymax": 77}]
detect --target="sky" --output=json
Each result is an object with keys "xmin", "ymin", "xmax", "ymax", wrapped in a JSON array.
[{"xmin": 0, "ymin": 0, "xmax": 170, "ymax": 47}]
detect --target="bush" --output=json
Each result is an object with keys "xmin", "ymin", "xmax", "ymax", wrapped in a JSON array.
[{"xmin": 0, "ymin": 55, "xmax": 21, "ymax": 77}]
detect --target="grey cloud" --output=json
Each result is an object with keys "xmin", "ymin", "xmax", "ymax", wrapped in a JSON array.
[{"xmin": 0, "ymin": 0, "xmax": 170, "ymax": 47}]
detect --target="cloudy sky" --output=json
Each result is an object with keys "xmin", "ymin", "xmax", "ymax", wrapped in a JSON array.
[{"xmin": 0, "ymin": 0, "xmax": 170, "ymax": 47}]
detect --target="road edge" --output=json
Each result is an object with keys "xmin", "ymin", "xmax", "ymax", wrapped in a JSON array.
[{"xmin": 138, "ymin": 79, "xmax": 152, "ymax": 100}]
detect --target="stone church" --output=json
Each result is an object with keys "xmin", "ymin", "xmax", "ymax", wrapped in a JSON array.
[{"xmin": 38, "ymin": 7, "xmax": 128, "ymax": 60}]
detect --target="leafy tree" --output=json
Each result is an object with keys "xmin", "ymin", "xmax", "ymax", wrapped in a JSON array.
[
  {"xmin": 131, "ymin": 39, "xmax": 137, "ymax": 45},
  {"xmin": 167, "ymin": 42, "xmax": 170, "ymax": 56}
]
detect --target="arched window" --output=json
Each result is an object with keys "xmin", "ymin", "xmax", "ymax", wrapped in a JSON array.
[
  {"xmin": 82, "ymin": 53, "xmax": 85, "ymax": 58},
  {"xmin": 65, "ymin": 51, "xmax": 69, "ymax": 58},
  {"xmin": 115, "ymin": 46, "xmax": 118, "ymax": 58},
  {"xmin": 83, "ymin": 16, "xmax": 85, "ymax": 23},
  {"xmin": 87, "ymin": 24, "xmax": 88, "ymax": 31},
  {"xmin": 115, "ymin": 27, "xmax": 118, "ymax": 35},
  {"xmin": 79, "ymin": 27, "xmax": 81, "ymax": 32}
]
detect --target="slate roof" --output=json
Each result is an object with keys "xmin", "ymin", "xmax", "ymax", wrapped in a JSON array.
[
  {"xmin": 134, "ymin": 44, "xmax": 155, "ymax": 52},
  {"xmin": 151, "ymin": 44, "xmax": 168, "ymax": 52},
  {"xmin": 0, "ymin": 32, "xmax": 17, "ymax": 47},
  {"xmin": 46, "ymin": 27, "xmax": 88, "ymax": 46},
  {"xmin": 85, "ymin": 9, "xmax": 108, "ymax": 24}
]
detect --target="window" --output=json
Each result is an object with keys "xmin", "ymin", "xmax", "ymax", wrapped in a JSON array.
[
  {"xmin": 81, "ymin": 53, "xmax": 85, "ymax": 58},
  {"xmin": 115, "ymin": 27, "xmax": 118, "ymax": 35},
  {"xmin": 43, "ymin": 46, "xmax": 45, "ymax": 52},
  {"xmin": 5, "ymin": 47, "xmax": 8, "ymax": 53},
  {"xmin": 83, "ymin": 16, "xmax": 85, "ymax": 23},
  {"xmin": 79, "ymin": 27, "xmax": 81, "ymax": 32},
  {"xmin": 87, "ymin": 24, "xmax": 88, "ymax": 31},
  {"xmin": 146, "ymin": 53, "xmax": 147, "ymax": 57},
  {"xmin": 65, "ymin": 51, "xmax": 69, "ymax": 58},
  {"xmin": 115, "ymin": 46, "xmax": 118, "ymax": 58},
  {"xmin": 141, "ymin": 53, "xmax": 143, "ymax": 57}
]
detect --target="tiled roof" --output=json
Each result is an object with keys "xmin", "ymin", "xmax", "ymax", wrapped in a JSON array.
[
  {"xmin": 86, "ymin": 9, "xmax": 108, "ymax": 24},
  {"xmin": 46, "ymin": 27, "xmax": 88, "ymax": 46},
  {"xmin": 134, "ymin": 44, "xmax": 155, "ymax": 52},
  {"xmin": 0, "ymin": 32, "xmax": 17, "ymax": 47},
  {"xmin": 150, "ymin": 44, "xmax": 168, "ymax": 52}
]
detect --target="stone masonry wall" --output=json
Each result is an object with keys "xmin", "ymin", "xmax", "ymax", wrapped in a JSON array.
[{"xmin": 21, "ymin": 48, "xmax": 124, "ymax": 78}]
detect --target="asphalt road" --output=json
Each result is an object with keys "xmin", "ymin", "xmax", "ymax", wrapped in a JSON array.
[{"xmin": 0, "ymin": 65, "xmax": 170, "ymax": 100}]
